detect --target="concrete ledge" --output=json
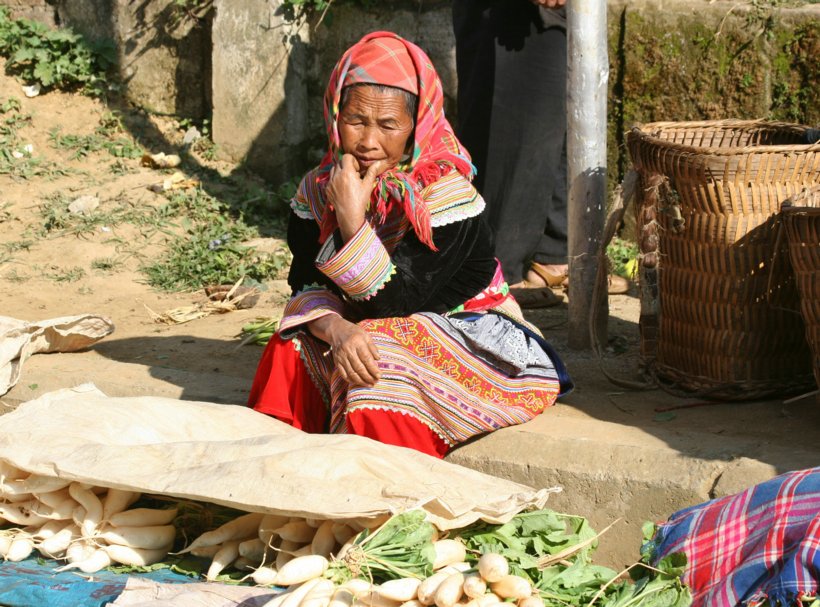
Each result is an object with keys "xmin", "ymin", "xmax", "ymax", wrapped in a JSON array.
[{"xmin": 446, "ymin": 405, "xmax": 820, "ymax": 568}]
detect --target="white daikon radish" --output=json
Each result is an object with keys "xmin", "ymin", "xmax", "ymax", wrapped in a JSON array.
[
  {"xmin": 377, "ymin": 578, "xmax": 423, "ymax": 602},
  {"xmin": 290, "ymin": 544, "xmax": 313, "ymax": 559},
  {"xmin": 0, "ymin": 460, "xmax": 25, "ymax": 480},
  {"xmin": 281, "ymin": 577, "xmax": 324, "ymax": 607},
  {"xmin": 1, "ymin": 474, "xmax": 69, "ymax": 496},
  {"xmin": 433, "ymin": 540, "xmax": 467, "ymax": 571},
  {"xmin": 261, "ymin": 587, "xmax": 296, "ymax": 607},
  {"xmin": 305, "ymin": 517, "xmax": 323, "ymax": 528},
  {"xmin": 100, "ymin": 524, "xmax": 176, "ymax": 550},
  {"xmin": 32, "ymin": 495, "xmax": 75, "ymax": 520},
  {"xmin": 191, "ymin": 544, "xmax": 222, "ymax": 558},
  {"xmin": 56, "ymin": 548, "xmax": 113, "ymax": 573},
  {"xmin": 489, "ymin": 576, "xmax": 531, "ymax": 600},
  {"xmin": 259, "ymin": 513, "xmax": 290, "ymax": 545},
  {"xmin": 0, "ymin": 535, "xmax": 11, "ymax": 558},
  {"xmin": 30, "ymin": 519, "xmax": 68, "ymax": 539},
  {"xmin": 181, "ymin": 512, "xmax": 264, "ymax": 553},
  {"xmin": 276, "ymin": 520, "xmax": 316, "ymax": 544},
  {"xmin": 2, "ymin": 491, "xmax": 33, "ymax": 503},
  {"xmin": 301, "ymin": 578, "xmax": 336, "ymax": 607},
  {"xmin": 104, "ymin": 543, "xmax": 171, "ymax": 567},
  {"xmin": 274, "ymin": 554, "xmax": 329, "ymax": 586},
  {"xmin": 0, "ymin": 501, "xmax": 49, "ymax": 527},
  {"xmin": 239, "ymin": 537, "xmax": 267, "ymax": 561},
  {"xmin": 206, "ymin": 539, "xmax": 242, "ymax": 581},
  {"xmin": 331, "ymin": 523, "xmax": 357, "ymax": 546},
  {"xmin": 35, "ymin": 487, "xmax": 71, "ymax": 508},
  {"xmin": 342, "ymin": 578, "xmax": 373, "ymax": 598},
  {"xmin": 434, "ymin": 572, "xmax": 465, "ymax": 607},
  {"xmin": 311, "ymin": 520, "xmax": 336, "ymax": 557},
  {"xmin": 38, "ymin": 525, "xmax": 78, "ymax": 558},
  {"xmin": 329, "ymin": 586, "xmax": 355, "ymax": 607},
  {"xmin": 476, "ymin": 593, "xmax": 500, "ymax": 607},
  {"xmin": 68, "ymin": 482, "xmax": 102, "ymax": 538},
  {"xmin": 462, "ymin": 574, "xmax": 487, "ymax": 599},
  {"xmin": 358, "ymin": 591, "xmax": 402, "ymax": 607},
  {"xmin": 252, "ymin": 565, "xmax": 279, "ymax": 586},
  {"xmin": 109, "ymin": 507, "xmax": 178, "ymax": 528},
  {"xmin": 477, "ymin": 554, "xmax": 509, "ymax": 583},
  {"xmin": 417, "ymin": 572, "xmax": 451, "ymax": 605},
  {"xmin": 276, "ymin": 539, "xmax": 299, "ymax": 570},
  {"xmin": 101, "ymin": 489, "xmax": 139, "ymax": 521},
  {"xmin": 66, "ymin": 541, "xmax": 96, "ymax": 564},
  {"xmin": 6, "ymin": 536, "xmax": 34, "ymax": 562},
  {"xmin": 234, "ymin": 556, "xmax": 257, "ymax": 571},
  {"xmin": 400, "ymin": 601, "xmax": 425, "ymax": 607},
  {"xmin": 517, "ymin": 596, "xmax": 543, "ymax": 607}
]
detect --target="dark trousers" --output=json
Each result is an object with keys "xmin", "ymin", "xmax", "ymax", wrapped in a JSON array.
[{"xmin": 453, "ymin": 0, "xmax": 567, "ymax": 284}]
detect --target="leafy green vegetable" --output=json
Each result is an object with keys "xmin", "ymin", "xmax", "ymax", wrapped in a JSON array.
[
  {"xmin": 457, "ymin": 509, "xmax": 692, "ymax": 607},
  {"xmin": 329, "ymin": 510, "xmax": 436, "ymax": 584}
]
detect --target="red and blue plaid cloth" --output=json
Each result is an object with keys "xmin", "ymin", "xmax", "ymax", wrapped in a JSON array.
[{"xmin": 645, "ymin": 467, "xmax": 820, "ymax": 606}]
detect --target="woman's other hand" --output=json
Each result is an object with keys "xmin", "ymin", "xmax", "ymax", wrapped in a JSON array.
[
  {"xmin": 308, "ymin": 315, "xmax": 381, "ymax": 387},
  {"xmin": 326, "ymin": 154, "xmax": 389, "ymax": 241}
]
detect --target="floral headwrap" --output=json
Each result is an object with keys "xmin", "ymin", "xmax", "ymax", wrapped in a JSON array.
[{"xmin": 316, "ymin": 31, "xmax": 475, "ymax": 251}]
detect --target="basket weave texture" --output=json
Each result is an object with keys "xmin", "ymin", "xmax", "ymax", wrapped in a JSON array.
[
  {"xmin": 627, "ymin": 120, "xmax": 820, "ymax": 400},
  {"xmin": 782, "ymin": 186, "xmax": 820, "ymax": 389}
]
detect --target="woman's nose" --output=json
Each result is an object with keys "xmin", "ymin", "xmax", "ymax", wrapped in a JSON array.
[{"xmin": 358, "ymin": 126, "xmax": 379, "ymax": 150}]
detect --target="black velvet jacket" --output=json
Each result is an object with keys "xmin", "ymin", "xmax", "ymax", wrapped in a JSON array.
[{"xmin": 286, "ymin": 210, "xmax": 498, "ymax": 321}]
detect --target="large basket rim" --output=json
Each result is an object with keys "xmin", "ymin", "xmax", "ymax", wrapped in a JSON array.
[{"xmin": 629, "ymin": 119, "xmax": 820, "ymax": 157}]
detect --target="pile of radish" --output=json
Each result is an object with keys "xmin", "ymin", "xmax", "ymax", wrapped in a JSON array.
[
  {"xmin": 2, "ymin": 465, "xmax": 690, "ymax": 606},
  {"xmin": 176, "ymin": 511, "xmax": 390, "ymax": 582},
  {"xmin": 0, "ymin": 461, "xmax": 177, "ymax": 573},
  {"xmin": 0, "ymin": 462, "xmax": 176, "ymax": 572},
  {"xmin": 255, "ymin": 547, "xmax": 537, "ymax": 607}
]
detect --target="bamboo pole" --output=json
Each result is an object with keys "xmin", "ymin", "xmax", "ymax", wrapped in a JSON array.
[{"xmin": 567, "ymin": 0, "xmax": 609, "ymax": 350}]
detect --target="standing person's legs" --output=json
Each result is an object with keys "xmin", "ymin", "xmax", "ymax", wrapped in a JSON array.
[
  {"xmin": 452, "ymin": 0, "xmax": 495, "ymax": 194},
  {"xmin": 479, "ymin": 5, "xmax": 567, "ymax": 286}
]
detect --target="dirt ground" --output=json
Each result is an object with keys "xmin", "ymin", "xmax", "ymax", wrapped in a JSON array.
[
  {"xmin": 2, "ymin": 59, "xmax": 819, "ymax": 480},
  {"xmin": 0, "ymin": 59, "xmax": 643, "ymax": 410}
]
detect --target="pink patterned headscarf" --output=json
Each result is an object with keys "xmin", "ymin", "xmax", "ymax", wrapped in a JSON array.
[{"xmin": 316, "ymin": 31, "xmax": 474, "ymax": 250}]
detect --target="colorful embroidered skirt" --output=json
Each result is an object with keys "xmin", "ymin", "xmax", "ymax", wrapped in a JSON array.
[{"xmin": 248, "ymin": 312, "xmax": 564, "ymax": 458}]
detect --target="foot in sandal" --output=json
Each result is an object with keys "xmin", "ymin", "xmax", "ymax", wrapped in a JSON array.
[
  {"xmin": 528, "ymin": 262, "xmax": 568, "ymax": 288},
  {"xmin": 508, "ymin": 281, "xmax": 563, "ymax": 309}
]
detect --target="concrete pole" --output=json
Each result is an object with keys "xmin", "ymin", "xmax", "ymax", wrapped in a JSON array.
[{"xmin": 566, "ymin": 0, "xmax": 609, "ymax": 350}]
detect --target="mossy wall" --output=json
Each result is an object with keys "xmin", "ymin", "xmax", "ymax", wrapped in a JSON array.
[{"xmin": 607, "ymin": 1, "xmax": 819, "ymax": 188}]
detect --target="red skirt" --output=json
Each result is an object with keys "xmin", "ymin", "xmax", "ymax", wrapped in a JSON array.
[{"xmin": 248, "ymin": 334, "xmax": 449, "ymax": 458}]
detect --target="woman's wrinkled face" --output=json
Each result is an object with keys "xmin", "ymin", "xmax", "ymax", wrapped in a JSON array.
[{"xmin": 338, "ymin": 85, "xmax": 414, "ymax": 175}]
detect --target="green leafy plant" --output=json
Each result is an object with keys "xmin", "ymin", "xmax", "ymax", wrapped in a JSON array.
[
  {"xmin": 607, "ymin": 236, "xmax": 639, "ymax": 280},
  {"xmin": 142, "ymin": 189, "xmax": 291, "ymax": 291},
  {"xmin": 0, "ymin": 7, "xmax": 116, "ymax": 93}
]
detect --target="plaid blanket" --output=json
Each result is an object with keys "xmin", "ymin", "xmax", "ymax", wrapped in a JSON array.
[{"xmin": 645, "ymin": 467, "xmax": 820, "ymax": 606}]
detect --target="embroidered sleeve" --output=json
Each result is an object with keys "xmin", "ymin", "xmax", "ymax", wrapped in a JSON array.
[
  {"xmin": 425, "ymin": 173, "xmax": 486, "ymax": 227},
  {"xmin": 279, "ymin": 285, "xmax": 345, "ymax": 338},
  {"xmin": 289, "ymin": 175, "xmax": 313, "ymax": 220},
  {"xmin": 315, "ymin": 222, "xmax": 395, "ymax": 301}
]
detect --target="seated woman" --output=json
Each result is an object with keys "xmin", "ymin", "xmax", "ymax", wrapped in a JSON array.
[{"xmin": 248, "ymin": 31, "xmax": 572, "ymax": 458}]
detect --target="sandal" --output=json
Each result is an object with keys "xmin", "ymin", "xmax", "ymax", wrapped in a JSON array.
[
  {"xmin": 509, "ymin": 283, "xmax": 563, "ymax": 309},
  {"xmin": 608, "ymin": 274, "xmax": 630, "ymax": 295},
  {"xmin": 529, "ymin": 262, "xmax": 569, "ymax": 288}
]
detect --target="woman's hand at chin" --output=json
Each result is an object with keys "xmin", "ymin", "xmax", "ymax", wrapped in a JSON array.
[{"xmin": 326, "ymin": 154, "xmax": 389, "ymax": 241}]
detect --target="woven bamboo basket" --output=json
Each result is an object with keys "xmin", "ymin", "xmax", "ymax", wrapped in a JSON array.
[
  {"xmin": 781, "ymin": 186, "xmax": 820, "ymax": 389},
  {"xmin": 627, "ymin": 119, "xmax": 820, "ymax": 400}
]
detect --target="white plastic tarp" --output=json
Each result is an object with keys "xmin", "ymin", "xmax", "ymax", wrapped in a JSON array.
[{"xmin": 0, "ymin": 384, "xmax": 558, "ymax": 530}]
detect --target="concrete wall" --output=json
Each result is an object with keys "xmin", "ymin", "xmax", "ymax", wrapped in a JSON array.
[
  {"xmin": 5, "ymin": 0, "xmax": 816, "ymax": 185},
  {"xmin": 210, "ymin": 0, "xmax": 818, "ymax": 187},
  {"xmin": 53, "ymin": 0, "xmax": 211, "ymax": 119}
]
